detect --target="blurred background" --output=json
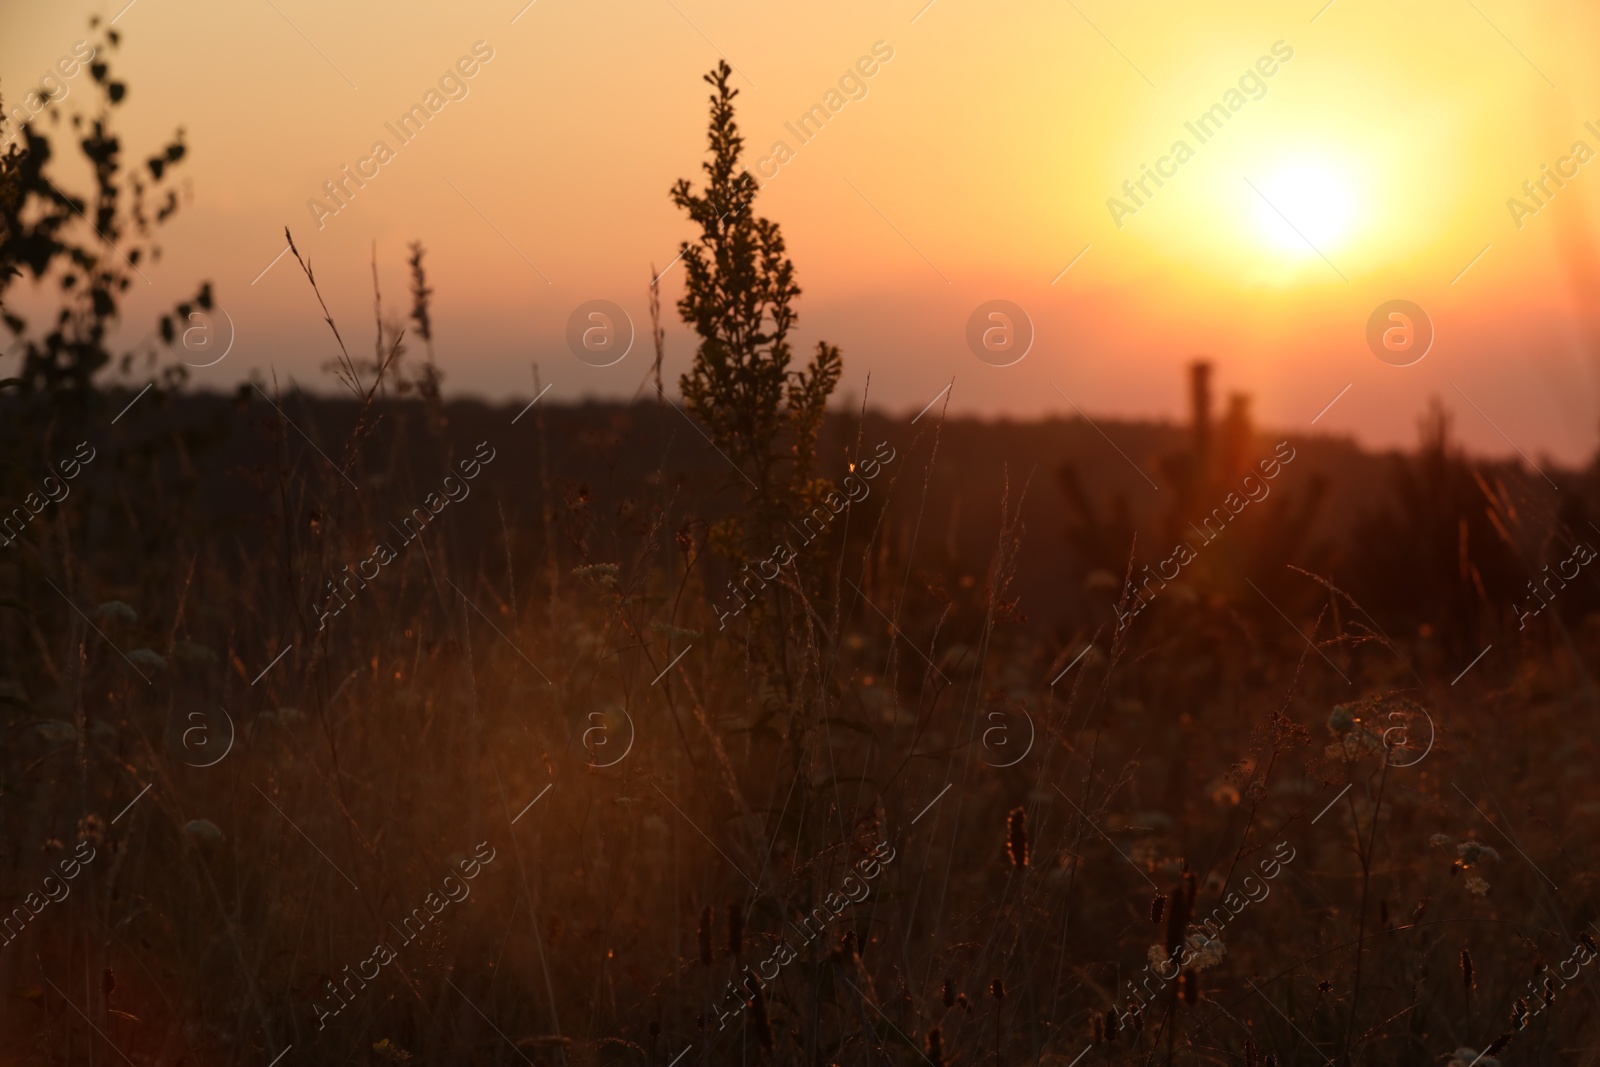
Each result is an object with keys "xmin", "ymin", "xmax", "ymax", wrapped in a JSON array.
[{"xmin": 3, "ymin": 0, "xmax": 1599, "ymax": 459}]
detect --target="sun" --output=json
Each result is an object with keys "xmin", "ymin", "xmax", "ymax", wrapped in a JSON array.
[{"xmin": 1249, "ymin": 159, "xmax": 1356, "ymax": 256}]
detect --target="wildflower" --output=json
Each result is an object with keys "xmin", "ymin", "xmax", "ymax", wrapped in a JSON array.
[
  {"xmin": 95, "ymin": 601, "xmax": 137, "ymax": 625},
  {"xmin": 128, "ymin": 649, "xmax": 166, "ymax": 671},
  {"xmin": 371, "ymin": 1038, "xmax": 412, "ymax": 1063},
  {"xmin": 1328, "ymin": 704, "xmax": 1356, "ymax": 736},
  {"xmin": 571, "ymin": 563, "xmax": 620, "ymax": 591},
  {"xmin": 1457, "ymin": 841, "xmax": 1500, "ymax": 866},
  {"xmin": 648, "ymin": 621, "xmax": 701, "ymax": 641},
  {"xmin": 1326, "ymin": 729, "xmax": 1384, "ymax": 761},
  {"xmin": 1184, "ymin": 932, "xmax": 1226, "ymax": 971},
  {"xmin": 182, "ymin": 819, "xmax": 224, "ymax": 844},
  {"xmin": 1430, "ymin": 833, "xmax": 1454, "ymax": 849},
  {"xmin": 33, "ymin": 721, "xmax": 75, "ymax": 744},
  {"xmin": 1465, "ymin": 876, "xmax": 1490, "ymax": 896},
  {"xmin": 1447, "ymin": 1050, "xmax": 1499, "ymax": 1067}
]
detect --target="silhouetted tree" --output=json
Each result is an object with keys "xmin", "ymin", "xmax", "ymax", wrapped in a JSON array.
[
  {"xmin": 671, "ymin": 60, "xmax": 842, "ymax": 558},
  {"xmin": 0, "ymin": 20, "xmax": 209, "ymax": 408}
]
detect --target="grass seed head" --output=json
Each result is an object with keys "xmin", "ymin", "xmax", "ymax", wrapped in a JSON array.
[{"xmin": 1006, "ymin": 806, "xmax": 1029, "ymax": 868}]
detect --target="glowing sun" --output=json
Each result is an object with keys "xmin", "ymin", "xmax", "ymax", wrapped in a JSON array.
[{"xmin": 1249, "ymin": 159, "xmax": 1356, "ymax": 256}]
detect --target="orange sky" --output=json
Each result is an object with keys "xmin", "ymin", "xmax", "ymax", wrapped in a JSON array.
[{"xmin": 3, "ymin": 0, "xmax": 1599, "ymax": 463}]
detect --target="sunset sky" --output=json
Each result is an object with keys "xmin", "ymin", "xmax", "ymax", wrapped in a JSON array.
[{"xmin": 3, "ymin": 0, "xmax": 1598, "ymax": 462}]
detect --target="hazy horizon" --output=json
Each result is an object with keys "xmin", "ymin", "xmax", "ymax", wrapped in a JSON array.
[{"xmin": 4, "ymin": 0, "xmax": 1599, "ymax": 462}]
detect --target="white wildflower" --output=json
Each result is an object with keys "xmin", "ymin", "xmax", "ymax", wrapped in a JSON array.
[
  {"xmin": 95, "ymin": 601, "xmax": 137, "ymax": 625},
  {"xmin": 1184, "ymin": 932, "xmax": 1227, "ymax": 971},
  {"xmin": 572, "ymin": 563, "xmax": 620, "ymax": 590},
  {"xmin": 33, "ymin": 720, "xmax": 76, "ymax": 744},
  {"xmin": 1328, "ymin": 704, "xmax": 1356, "ymax": 737},
  {"xmin": 128, "ymin": 649, "xmax": 166, "ymax": 671}
]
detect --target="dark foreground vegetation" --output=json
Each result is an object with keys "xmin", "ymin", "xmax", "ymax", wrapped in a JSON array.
[{"xmin": 4, "ymin": 32, "xmax": 1600, "ymax": 1067}]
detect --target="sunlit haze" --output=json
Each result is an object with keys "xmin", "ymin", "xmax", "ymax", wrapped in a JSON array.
[{"xmin": 4, "ymin": 0, "xmax": 1598, "ymax": 460}]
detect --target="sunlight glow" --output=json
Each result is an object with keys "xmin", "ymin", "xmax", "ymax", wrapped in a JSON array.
[{"xmin": 1250, "ymin": 159, "xmax": 1356, "ymax": 256}]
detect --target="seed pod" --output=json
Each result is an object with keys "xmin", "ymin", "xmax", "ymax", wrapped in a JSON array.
[
  {"xmin": 1092, "ymin": 1014, "xmax": 1103, "ymax": 1044},
  {"xmin": 1103, "ymin": 1007, "xmax": 1119, "ymax": 1040},
  {"xmin": 1006, "ymin": 807, "xmax": 1029, "ymax": 868},
  {"xmin": 927, "ymin": 1027, "xmax": 945, "ymax": 1067},
  {"xmin": 1179, "ymin": 969, "xmax": 1199, "ymax": 1006},
  {"xmin": 942, "ymin": 977, "xmax": 956, "ymax": 1009},
  {"xmin": 1461, "ymin": 947, "xmax": 1475, "ymax": 998},
  {"xmin": 1150, "ymin": 893, "xmax": 1166, "ymax": 925},
  {"xmin": 990, "ymin": 978, "xmax": 1005, "ymax": 1002},
  {"xmin": 1244, "ymin": 1037, "xmax": 1258, "ymax": 1067}
]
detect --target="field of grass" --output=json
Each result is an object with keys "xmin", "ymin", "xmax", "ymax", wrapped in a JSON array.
[
  {"xmin": 1, "ymin": 349, "xmax": 1598, "ymax": 1067},
  {"xmin": 4, "ymin": 35, "xmax": 1600, "ymax": 1067}
]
